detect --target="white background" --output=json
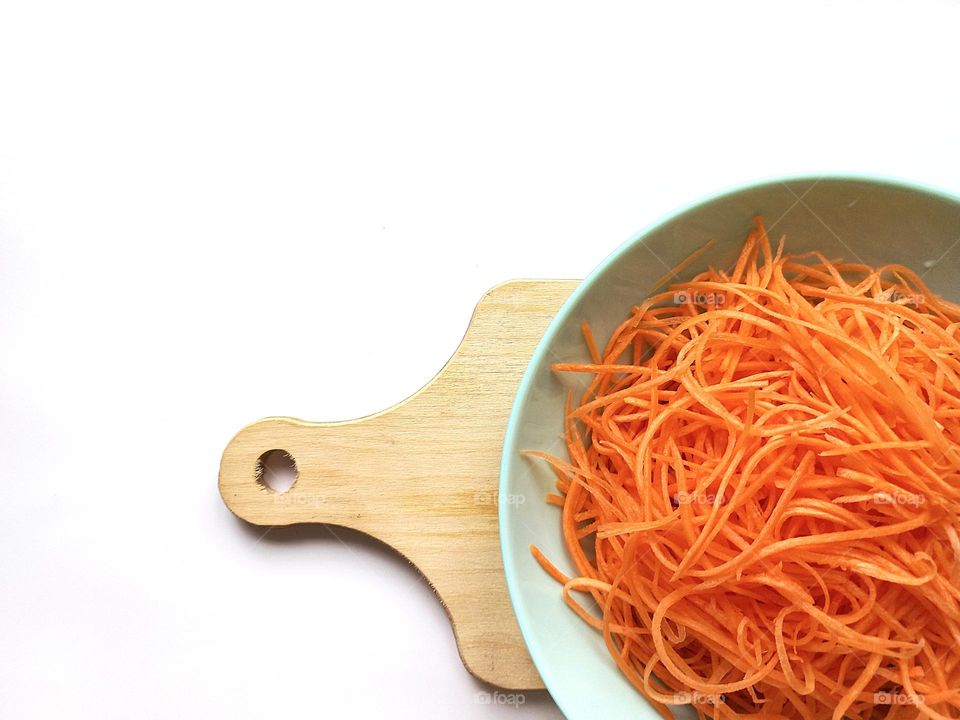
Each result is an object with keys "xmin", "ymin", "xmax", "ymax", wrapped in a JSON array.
[{"xmin": 2, "ymin": 1, "xmax": 960, "ymax": 717}]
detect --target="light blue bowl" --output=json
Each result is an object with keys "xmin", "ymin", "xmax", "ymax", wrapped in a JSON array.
[{"xmin": 499, "ymin": 175, "xmax": 960, "ymax": 719}]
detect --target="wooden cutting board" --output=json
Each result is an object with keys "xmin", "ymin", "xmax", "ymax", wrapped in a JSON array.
[{"xmin": 219, "ymin": 279, "xmax": 578, "ymax": 691}]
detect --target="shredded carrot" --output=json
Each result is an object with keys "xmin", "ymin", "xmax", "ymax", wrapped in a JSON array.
[{"xmin": 530, "ymin": 217, "xmax": 960, "ymax": 720}]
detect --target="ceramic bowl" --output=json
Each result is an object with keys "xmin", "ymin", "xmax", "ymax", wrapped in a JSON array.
[{"xmin": 499, "ymin": 175, "xmax": 960, "ymax": 719}]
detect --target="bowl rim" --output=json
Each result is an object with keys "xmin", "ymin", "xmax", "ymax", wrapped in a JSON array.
[{"xmin": 497, "ymin": 171, "xmax": 960, "ymax": 717}]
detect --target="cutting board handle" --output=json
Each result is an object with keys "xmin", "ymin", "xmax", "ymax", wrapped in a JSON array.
[
  {"xmin": 219, "ymin": 279, "xmax": 578, "ymax": 690},
  {"xmin": 220, "ymin": 415, "xmax": 407, "ymax": 527}
]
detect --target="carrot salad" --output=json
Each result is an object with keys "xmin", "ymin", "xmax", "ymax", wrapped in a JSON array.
[{"xmin": 530, "ymin": 218, "xmax": 960, "ymax": 720}]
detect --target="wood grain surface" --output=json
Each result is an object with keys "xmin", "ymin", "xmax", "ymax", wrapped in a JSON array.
[{"xmin": 219, "ymin": 279, "xmax": 578, "ymax": 690}]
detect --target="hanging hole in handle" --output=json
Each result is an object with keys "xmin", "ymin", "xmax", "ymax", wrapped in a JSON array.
[{"xmin": 255, "ymin": 449, "xmax": 298, "ymax": 493}]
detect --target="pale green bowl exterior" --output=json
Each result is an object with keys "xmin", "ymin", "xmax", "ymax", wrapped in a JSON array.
[{"xmin": 499, "ymin": 175, "xmax": 960, "ymax": 719}]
